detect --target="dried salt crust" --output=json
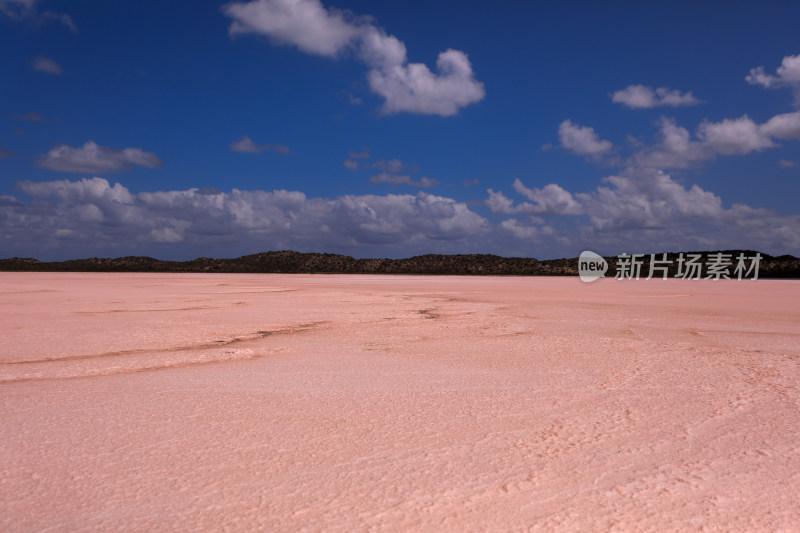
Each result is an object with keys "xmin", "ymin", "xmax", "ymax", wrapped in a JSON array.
[{"xmin": 2, "ymin": 273, "xmax": 799, "ymax": 531}]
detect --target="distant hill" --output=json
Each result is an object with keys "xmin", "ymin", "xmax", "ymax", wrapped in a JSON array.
[{"xmin": 1, "ymin": 250, "xmax": 798, "ymax": 278}]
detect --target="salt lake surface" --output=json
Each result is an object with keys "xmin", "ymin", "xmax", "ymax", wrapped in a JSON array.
[{"xmin": 2, "ymin": 273, "xmax": 799, "ymax": 531}]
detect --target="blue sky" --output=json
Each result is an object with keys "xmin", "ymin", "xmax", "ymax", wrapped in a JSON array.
[{"xmin": 2, "ymin": 0, "xmax": 799, "ymax": 260}]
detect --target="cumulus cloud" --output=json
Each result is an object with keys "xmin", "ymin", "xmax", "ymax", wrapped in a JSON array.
[
  {"xmin": 746, "ymin": 54, "xmax": 800, "ymax": 88},
  {"xmin": 31, "ymin": 55, "xmax": 61, "ymax": 74},
  {"xmin": 222, "ymin": 0, "xmax": 359, "ymax": 57},
  {"xmin": 563, "ymin": 57, "xmax": 800, "ymax": 171},
  {"xmin": 631, "ymin": 117, "xmax": 705, "ymax": 169},
  {"xmin": 230, "ymin": 135, "xmax": 290, "ymax": 154},
  {"xmin": 486, "ymin": 172, "xmax": 800, "ymax": 254},
  {"xmin": 221, "ymin": 0, "xmax": 485, "ymax": 116},
  {"xmin": 631, "ymin": 113, "xmax": 799, "ymax": 170},
  {"xmin": 3, "ymin": 174, "xmax": 798, "ymax": 260},
  {"xmin": 513, "ymin": 180, "xmax": 582, "ymax": 215},
  {"xmin": 511, "ymin": 74, "xmax": 800, "ymax": 255},
  {"xmin": 576, "ymin": 172, "xmax": 726, "ymax": 230},
  {"xmin": 747, "ymin": 53, "xmax": 800, "ymax": 106},
  {"xmin": 611, "ymin": 85, "xmax": 701, "ymax": 109},
  {"xmin": 230, "ymin": 135, "xmax": 264, "ymax": 153},
  {"xmin": 366, "ymin": 48, "xmax": 485, "ymax": 116},
  {"xmin": 760, "ymin": 111, "xmax": 800, "ymax": 140},
  {"xmin": 36, "ymin": 141, "xmax": 162, "ymax": 174},
  {"xmin": 491, "ymin": 55, "xmax": 800, "ymax": 255},
  {"xmin": 697, "ymin": 115, "xmax": 775, "ymax": 155},
  {"xmin": 498, "ymin": 219, "xmax": 555, "ymax": 241},
  {"xmin": 2, "ymin": 178, "xmax": 487, "ymax": 258},
  {"xmin": 558, "ymin": 120, "xmax": 613, "ymax": 158},
  {"xmin": 486, "ymin": 180, "xmax": 580, "ymax": 216}
]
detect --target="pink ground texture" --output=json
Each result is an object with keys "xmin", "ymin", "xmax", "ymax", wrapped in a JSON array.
[{"xmin": 2, "ymin": 273, "xmax": 799, "ymax": 531}]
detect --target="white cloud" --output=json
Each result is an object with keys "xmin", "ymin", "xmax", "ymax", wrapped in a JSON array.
[
  {"xmin": 577, "ymin": 172, "xmax": 726, "ymax": 230},
  {"xmin": 631, "ymin": 118, "xmax": 706, "ymax": 169},
  {"xmin": 230, "ymin": 135, "xmax": 264, "ymax": 153},
  {"xmin": 1, "ymin": 1, "xmax": 77, "ymax": 32},
  {"xmin": 230, "ymin": 136, "xmax": 290, "ymax": 155},
  {"xmin": 631, "ymin": 113, "xmax": 798, "ymax": 170},
  {"xmin": 779, "ymin": 159, "xmax": 797, "ymax": 168},
  {"xmin": 485, "ymin": 181, "xmax": 580, "ymax": 217},
  {"xmin": 746, "ymin": 66, "xmax": 777, "ymax": 89},
  {"xmin": 561, "ymin": 60, "xmax": 800, "ymax": 172},
  {"xmin": 558, "ymin": 120, "xmax": 613, "ymax": 158},
  {"xmin": 498, "ymin": 219, "xmax": 554, "ymax": 241},
  {"xmin": 2, "ymin": 178, "xmax": 488, "ymax": 258},
  {"xmin": 369, "ymin": 172, "xmax": 438, "ymax": 188},
  {"xmin": 746, "ymin": 53, "xmax": 800, "ymax": 88},
  {"xmin": 221, "ymin": 0, "xmax": 485, "ymax": 116},
  {"xmin": 149, "ymin": 227, "xmax": 184, "ymax": 243},
  {"xmin": 3, "ymin": 175, "xmax": 799, "ymax": 260},
  {"xmin": 520, "ymin": 85, "xmax": 800, "ymax": 254},
  {"xmin": 760, "ymin": 111, "xmax": 800, "ymax": 140},
  {"xmin": 512, "ymin": 179, "xmax": 582, "ymax": 215},
  {"xmin": 499, "ymin": 59, "xmax": 800, "ymax": 255},
  {"xmin": 222, "ymin": 0, "xmax": 359, "ymax": 57},
  {"xmin": 0, "ymin": 193, "xmax": 22, "ymax": 205},
  {"xmin": 367, "ymin": 48, "xmax": 485, "ymax": 116},
  {"xmin": 747, "ymin": 53, "xmax": 800, "ymax": 105},
  {"xmin": 36, "ymin": 141, "xmax": 162, "ymax": 174},
  {"xmin": 357, "ymin": 24, "xmax": 406, "ymax": 69},
  {"xmin": 19, "ymin": 176, "xmax": 136, "ymax": 204},
  {"xmin": 486, "ymin": 172, "xmax": 800, "ymax": 255},
  {"xmin": 697, "ymin": 115, "xmax": 774, "ymax": 155},
  {"xmin": 611, "ymin": 85, "xmax": 700, "ymax": 109},
  {"xmin": 31, "ymin": 55, "xmax": 61, "ymax": 75},
  {"xmin": 231, "ymin": 135, "xmax": 291, "ymax": 155},
  {"xmin": 774, "ymin": 53, "xmax": 800, "ymax": 83}
]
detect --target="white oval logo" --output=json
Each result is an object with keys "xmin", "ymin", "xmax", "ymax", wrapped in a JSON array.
[{"xmin": 578, "ymin": 251, "xmax": 608, "ymax": 282}]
